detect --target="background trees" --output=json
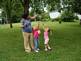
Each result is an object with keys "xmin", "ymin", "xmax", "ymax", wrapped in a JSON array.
[
  {"xmin": 0, "ymin": 0, "xmax": 23, "ymax": 28},
  {"xmin": 0, "ymin": 0, "xmax": 81, "ymax": 27}
]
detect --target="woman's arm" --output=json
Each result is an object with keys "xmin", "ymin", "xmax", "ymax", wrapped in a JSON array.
[
  {"xmin": 20, "ymin": 19, "xmax": 24, "ymax": 28},
  {"xmin": 29, "ymin": 15, "xmax": 36, "ymax": 20},
  {"xmin": 20, "ymin": 19, "xmax": 27, "ymax": 28}
]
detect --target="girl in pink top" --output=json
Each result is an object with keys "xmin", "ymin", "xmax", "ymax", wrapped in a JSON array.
[
  {"xmin": 33, "ymin": 25, "xmax": 40, "ymax": 52},
  {"xmin": 44, "ymin": 26, "xmax": 51, "ymax": 51}
]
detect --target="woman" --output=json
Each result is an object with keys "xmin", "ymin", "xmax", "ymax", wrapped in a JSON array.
[{"xmin": 21, "ymin": 13, "xmax": 36, "ymax": 53}]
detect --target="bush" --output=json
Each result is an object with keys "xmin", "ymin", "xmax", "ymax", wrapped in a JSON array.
[
  {"xmin": 41, "ymin": 13, "xmax": 50, "ymax": 21},
  {"xmin": 35, "ymin": 13, "xmax": 50, "ymax": 21},
  {"xmin": 61, "ymin": 10, "xmax": 75, "ymax": 22},
  {"xmin": 12, "ymin": 15, "xmax": 20, "ymax": 23},
  {"xmin": 61, "ymin": 16, "xmax": 75, "ymax": 22}
]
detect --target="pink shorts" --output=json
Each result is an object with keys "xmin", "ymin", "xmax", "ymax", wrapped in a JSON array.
[{"xmin": 44, "ymin": 38, "xmax": 49, "ymax": 44}]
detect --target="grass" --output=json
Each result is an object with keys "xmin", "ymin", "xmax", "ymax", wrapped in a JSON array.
[{"xmin": 0, "ymin": 21, "xmax": 81, "ymax": 61}]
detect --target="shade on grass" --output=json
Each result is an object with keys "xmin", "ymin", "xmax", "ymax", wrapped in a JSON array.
[{"xmin": 0, "ymin": 22, "xmax": 81, "ymax": 61}]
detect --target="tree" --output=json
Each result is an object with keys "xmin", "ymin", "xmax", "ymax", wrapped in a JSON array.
[
  {"xmin": 30, "ymin": 0, "xmax": 45, "ymax": 14},
  {"xmin": 20, "ymin": 0, "xmax": 29, "ymax": 16},
  {"xmin": 45, "ymin": 0, "xmax": 60, "ymax": 11},
  {"xmin": 0, "ymin": 0, "xmax": 23, "ymax": 28},
  {"xmin": 71, "ymin": 0, "xmax": 81, "ymax": 14},
  {"xmin": 0, "ymin": 0, "xmax": 13, "ymax": 28}
]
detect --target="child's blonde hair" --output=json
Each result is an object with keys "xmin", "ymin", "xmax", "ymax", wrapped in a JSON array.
[{"xmin": 44, "ymin": 25, "xmax": 49, "ymax": 31}]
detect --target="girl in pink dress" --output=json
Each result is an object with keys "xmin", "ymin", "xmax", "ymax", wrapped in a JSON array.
[{"xmin": 44, "ymin": 26, "xmax": 51, "ymax": 51}]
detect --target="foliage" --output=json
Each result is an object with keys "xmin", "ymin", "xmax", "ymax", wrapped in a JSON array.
[
  {"xmin": 61, "ymin": 0, "xmax": 81, "ymax": 14},
  {"xmin": 0, "ymin": 0, "xmax": 81, "ymax": 24},
  {"xmin": 30, "ymin": 0, "xmax": 45, "ymax": 14},
  {"xmin": 40, "ymin": 13, "xmax": 50, "ymax": 21},
  {"xmin": 0, "ymin": 0, "xmax": 23, "ymax": 28},
  {"xmin": 45, "ymin": 0, "xmax": 60, "ymax": 11},
  {"xmin": 71, "ymin": 0, "xmax": 81, "ymax": 14},
  {"xmin": 61, "ymin": 9, "xmax": 75, "ymax": 22}
]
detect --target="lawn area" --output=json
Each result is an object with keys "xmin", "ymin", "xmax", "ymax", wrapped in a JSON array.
[{"xmin": 0, "ymin": 22, "xmax": 81, "ymax": 61}]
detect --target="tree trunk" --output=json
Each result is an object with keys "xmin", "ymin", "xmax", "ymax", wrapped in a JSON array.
[
  {"xmin": 10, "ymin": 21, "xmax": 13, "ymax": 28},
  {"xmin": 80, "ymin": 19, "xmax": 81, "ymax": 25},
  {"xmin": 6, "ymin": 0, "xmax": 13, "ymax": 28},
  {"xmin": 59, "ymin": 20, "xmax": 62, "ymax": 24},
  {"xmin": 7, "ymin": 14, "xmax": 13, "ymax": 28},
  {"xmin": 23, "ymin": 0, "xmax": 29, "ymax": 15},
  {"xmin": 8, "ymin": 18, "xmax": 13, "ymax": 28}
]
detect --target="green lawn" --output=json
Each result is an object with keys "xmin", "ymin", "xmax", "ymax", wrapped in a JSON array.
[{"xmin": 0, "ymin": 22, "xmax": 81, "ymax": 61}]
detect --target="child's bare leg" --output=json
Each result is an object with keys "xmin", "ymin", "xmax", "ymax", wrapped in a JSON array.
[
  {"xmin": 47, "ymin": 44, "xmax": 51, "ymax": 50},
  {"xmin": 45, "ymin": 44, "xmax": 48, "ymax": 51}
]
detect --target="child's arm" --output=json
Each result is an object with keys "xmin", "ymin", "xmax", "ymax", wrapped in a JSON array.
[{"xmin": 48, "ymin": 28, "xmax": 53, "ymax": 36}]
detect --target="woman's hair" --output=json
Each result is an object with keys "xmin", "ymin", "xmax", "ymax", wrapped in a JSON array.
[{"xmin": 22, "ymin": 13, "xmax": 29, "ymax": 19}]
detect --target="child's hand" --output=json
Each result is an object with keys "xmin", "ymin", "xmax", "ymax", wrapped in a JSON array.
[{"xmin": 38, "ymin": 30, "xmax": 41, "ymax": 34}]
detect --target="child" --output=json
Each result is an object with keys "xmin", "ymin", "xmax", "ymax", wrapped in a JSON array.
[
  {"xmin": 32, "ymin": 24, "xmax": 41, "ymax": 52},
  {"xmin": 44, "ymin": 26, "xmax": 52, "ymax": 51}
]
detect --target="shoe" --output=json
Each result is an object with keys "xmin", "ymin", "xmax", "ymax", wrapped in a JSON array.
[
  {"xmin": 45, "ymin": 48, "xmax": 48, "ymax": 51},
  {"xmin": 25, "ymin": 50, "xmax": 31, "ymax": 53},
  {"xmin": 35, "ymin": 50, "xmax": 39, "ymax": 52},
  {"xmin": 48, "ymin": 47, "xmax": 52, "ymax": 50},
  {"xmin": 37, "ymin": 48, "xmax": 40, "ymax": 51},
  {"xmin": 48, "ymin": 48, "xmax": 52, "ymax": 51}
]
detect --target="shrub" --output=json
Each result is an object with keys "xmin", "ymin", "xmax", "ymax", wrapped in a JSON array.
[{"xmin": 61, "ymin": 10, "xmax": 75, "ymax": 22}]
